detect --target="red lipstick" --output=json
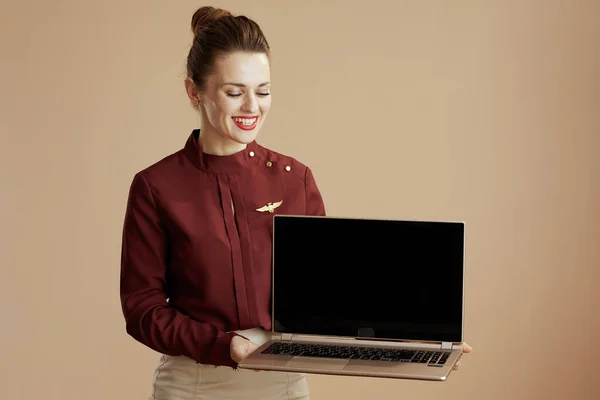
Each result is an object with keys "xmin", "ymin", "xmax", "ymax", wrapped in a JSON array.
[{"xmin": 232, "ymin": 116, "xmax": 259, "ymax": 131}]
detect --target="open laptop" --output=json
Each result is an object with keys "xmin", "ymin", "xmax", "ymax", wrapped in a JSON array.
[{"xmin": 238, "ymin": 215, "xmax": 466, "ymax": 381}]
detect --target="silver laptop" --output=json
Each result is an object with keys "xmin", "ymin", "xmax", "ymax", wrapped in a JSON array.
[{"xmin": 238, "ymin": 215, "xmax": 466, "ymax": 381}]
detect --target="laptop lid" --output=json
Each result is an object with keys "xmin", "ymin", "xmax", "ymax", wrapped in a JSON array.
[{"xmin": 271, "ymin": 215, "xmax": 465, "ymax": 344}]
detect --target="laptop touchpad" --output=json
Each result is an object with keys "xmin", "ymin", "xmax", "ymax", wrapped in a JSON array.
[{"xmin": 285, "ymin": 357, "xmax": 349, "ymax": 370}]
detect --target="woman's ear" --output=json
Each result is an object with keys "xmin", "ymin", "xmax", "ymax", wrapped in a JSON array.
[{"xmin": 184, "ymin": 77, "xmax": 201, "ymax": 109}]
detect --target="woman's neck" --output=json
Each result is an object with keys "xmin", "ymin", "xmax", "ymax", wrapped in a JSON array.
[{"xmin": 198, "ymin": 128, "xmax": 247, "ymax": 156}]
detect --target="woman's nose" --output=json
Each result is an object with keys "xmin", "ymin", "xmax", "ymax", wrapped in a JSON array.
[{"xmin": 241, "ymin": 93, "xmax": 259, "ymax": 113}]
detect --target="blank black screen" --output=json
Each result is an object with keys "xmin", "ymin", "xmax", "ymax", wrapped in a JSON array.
[{"xmin": 272, "ymin": 216, "xmax": 464, "ymax": 342}]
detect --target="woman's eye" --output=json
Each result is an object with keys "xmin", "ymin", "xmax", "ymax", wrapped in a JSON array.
[{"xmin": 226, "ymin": 91, "xmax": 270, "ymax": 98}]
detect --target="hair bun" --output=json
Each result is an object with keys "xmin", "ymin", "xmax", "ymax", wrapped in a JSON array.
[{"xmin": 191, "ymin": 6, "xmax": 232, "ymax": 36}]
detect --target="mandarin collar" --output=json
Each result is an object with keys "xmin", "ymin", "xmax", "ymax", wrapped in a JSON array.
[{"xmin": 183, "ymin": 129, "xmax": 261, "ymax": 173}]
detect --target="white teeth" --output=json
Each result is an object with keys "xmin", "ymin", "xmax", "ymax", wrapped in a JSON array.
[{"xmin": 233, "ymin": 117, "xmax": 257, "ymax": 126}]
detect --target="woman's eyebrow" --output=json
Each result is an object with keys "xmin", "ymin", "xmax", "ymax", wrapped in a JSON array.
[{"xmin": 221, "ymin": 81, "xmax": 271, "ymax": 88}]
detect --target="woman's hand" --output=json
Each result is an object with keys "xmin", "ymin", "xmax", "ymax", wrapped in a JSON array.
[
  {"xmin": 452, "ymin": 342, "xmax": 473, "ymax": 371},
  {"xmin": 230, "ymin": 335, "xmax": 260, "ymax": 364}
]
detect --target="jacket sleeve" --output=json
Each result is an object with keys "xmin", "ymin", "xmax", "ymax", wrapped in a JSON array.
[
  {"xmin": 304, "ymin": 167, "xmax": 326, "ymax": 216},
  {"xmin": 119, "ymin": 172, "xmax": 238, "ymax": 368}
]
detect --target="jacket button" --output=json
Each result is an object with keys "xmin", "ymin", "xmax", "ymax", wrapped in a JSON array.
[
  {"xmin": 249, "ymin": 151, "xmax": 255, "ymax": 157},
  {"xmin": 285, "ymin": 166, "xmax": 291, "ymax": 171},
  {"xmin": 266, "ymin": 161, "xmax": 273, "ymax": 167}
]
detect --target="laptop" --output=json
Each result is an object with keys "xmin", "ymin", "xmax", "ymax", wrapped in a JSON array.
[{"xmin": 238, "ymin": 215, "xmax": 466, "ymax": 381}]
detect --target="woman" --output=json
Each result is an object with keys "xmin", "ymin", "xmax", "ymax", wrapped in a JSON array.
[
  {"xmin": 120, "ymin": 6, "xmax": 323, "ymax": 399},
  {"xmin": 120, "ymin": 6, "xmax": 472, "ymax": 399}
]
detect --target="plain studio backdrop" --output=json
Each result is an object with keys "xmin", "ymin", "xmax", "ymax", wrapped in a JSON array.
[{"xmin": 1, "ymin": 0, "xmax": 599, "ymax": 399}]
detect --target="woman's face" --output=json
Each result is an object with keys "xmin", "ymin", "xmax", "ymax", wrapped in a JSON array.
[{"xmin": 190, "ymin": 51, "xmax": 272, "ymax": 153}]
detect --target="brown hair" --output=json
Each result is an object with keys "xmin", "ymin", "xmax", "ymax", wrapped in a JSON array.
[{"xmin": 187, "ymin": 6, "xmax": 271, "ymax": 90}]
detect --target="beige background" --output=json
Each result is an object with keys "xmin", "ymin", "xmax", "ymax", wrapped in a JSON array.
[{"xmin": 1, "ymin": 0, "xmax": 599, "ymax": 399}]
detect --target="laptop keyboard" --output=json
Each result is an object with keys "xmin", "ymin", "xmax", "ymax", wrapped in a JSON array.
[{"xmin": 262, "ymin": 342, "xmax": 451, "ymax": 366}]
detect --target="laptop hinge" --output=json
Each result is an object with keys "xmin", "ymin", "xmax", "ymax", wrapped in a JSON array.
[
  {"xmin": 281, "ymin": 333, "xmax": 293, "ymax": 341},
  {"xmin": 441, "ymin": 342, "xmax": 453, "ymax": 350}
]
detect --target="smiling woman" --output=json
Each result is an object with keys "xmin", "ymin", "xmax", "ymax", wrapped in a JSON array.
[{"xmin": 119, "ymin": 5, "xmax": 326, "ymax": 400}]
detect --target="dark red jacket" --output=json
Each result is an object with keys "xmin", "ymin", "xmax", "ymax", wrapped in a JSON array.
[{"xmin": 120, "ymin": 130, "xmax": 326, "ymax": 368}]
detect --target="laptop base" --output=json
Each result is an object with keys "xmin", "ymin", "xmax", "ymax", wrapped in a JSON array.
[{"xmin": 238, "ymin": 338, "xmax": 463, "ymax": 381}]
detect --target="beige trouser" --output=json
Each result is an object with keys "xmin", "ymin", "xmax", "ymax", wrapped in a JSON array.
[{"xmin": 149, "ymin": 328, "xmax": 310, "ymax": 400}]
